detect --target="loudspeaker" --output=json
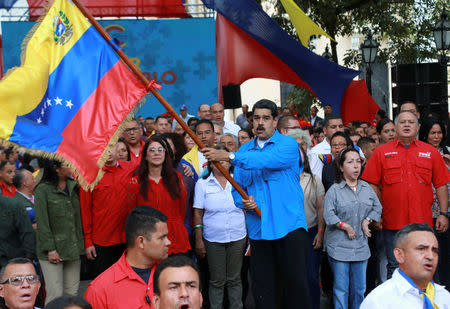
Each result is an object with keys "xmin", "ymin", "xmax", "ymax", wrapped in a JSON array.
[
  {"xmin": 391, "ymin": 63, "xmax": 443, "ymax": 106},
  {"xmin": 222, "ymin": 84, "xmax": 242, "ymax": 109}
]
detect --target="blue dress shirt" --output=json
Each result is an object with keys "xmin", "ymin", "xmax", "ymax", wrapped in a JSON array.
[{"xmin": 231, "ymin": 130, "xmax": 307, "ymax": 240}]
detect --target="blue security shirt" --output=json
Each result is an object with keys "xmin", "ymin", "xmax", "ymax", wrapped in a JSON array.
[{"xmin": 231, "ymin": 130, "xmax": 307, "ymax": 240}]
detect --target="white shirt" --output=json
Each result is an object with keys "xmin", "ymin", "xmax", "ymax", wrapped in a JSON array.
[
  {"xmin": 223, "ymin": 121, "xmax": 240, "ymax": 136},
  {"xmin": 361, "ymin": 269, "xmax": 450, "ymax": 309},
  {"xmin": 308, "ymin": 139, "xmax": 330, "ymax": 179},
  {"xmin": 193, "ymin": 173, "xmax": 247, "ymax": 243}
]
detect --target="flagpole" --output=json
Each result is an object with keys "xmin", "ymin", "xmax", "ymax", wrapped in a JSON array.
[{"xmin": 70, "ymin": 0, "xmax": 261, "ymax": 218}]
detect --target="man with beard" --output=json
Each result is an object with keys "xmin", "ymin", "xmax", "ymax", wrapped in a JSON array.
[{"xmin": 202, "ymin": 99, "xmax": 311, "ymax": 309}]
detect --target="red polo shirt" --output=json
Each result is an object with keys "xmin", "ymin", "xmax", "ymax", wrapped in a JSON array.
[
  {"xmin": 362, "ymin": 139, "xmax": 450, "ymax": 230},
  {"xmin": 129, "ymin": 139, "xmax": 146, "ymax": 166},
  {"xmin": 80, "ymin": 161, "xmax": 136, "ymax": 248},
  {"xmin": 0, "ymin": 182, "xmax": 16, "ymax": 197},
  {"xmin": 85, "ymin": 251, "xmax": 155, "ymax": 309}
]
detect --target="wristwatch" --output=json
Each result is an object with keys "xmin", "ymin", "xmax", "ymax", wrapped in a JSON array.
[
  {"xmin": 229, "ymin": 152, "xmax": 236, "ymax": 162},
  {"xmin": 439, "ymin": 211, "xmax": 450, "ymax": 218},
  {"xmin": 365, "ymin": 217, "xmax": 373, "ymax": 223}
]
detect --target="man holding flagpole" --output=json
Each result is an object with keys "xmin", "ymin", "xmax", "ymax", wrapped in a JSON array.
[{"xmin": 202, "ymin": 99, "xmax": 311, "ymax": 309}]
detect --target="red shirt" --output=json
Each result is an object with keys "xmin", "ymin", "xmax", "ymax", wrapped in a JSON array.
[
  {"xmin": 85, "ymin": 251, "xmax": 155, "ymax": 309},
  {"xmin": 362, "ymin": 139, "xmax": 450, "ymax": 230},
  {"xmin": 80, "ymin": 161, "xmax": 137, "ymax": 248},
  {"xmin": 129, "ymin": 139, "xmax": 146, "ymax": 166},
  {"xmin": 128, "ymin": 173, "xmax": 190, "ymax": 255},
  {"xmin": 0, "ymin": 182, "xmax": 16, "ymax": 197}
]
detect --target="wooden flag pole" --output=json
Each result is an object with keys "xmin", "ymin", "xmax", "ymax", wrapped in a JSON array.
[{"xmin": 71, "ymin": 0, "xmax": 261, "ymax": 218}]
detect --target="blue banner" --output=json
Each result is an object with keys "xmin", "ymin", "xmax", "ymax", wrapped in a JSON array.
[{"xmin": 2, "ymin": 18, "xmax": 217, "ymax": 117}]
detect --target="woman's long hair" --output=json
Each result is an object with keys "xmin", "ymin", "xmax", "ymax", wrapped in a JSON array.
[
  {"xmin": 418, "ymin": 117, "xmax": 449, "ymax": 154},
  {"xmin": 38, "ymin": 158, "xmax": 61, "ymax": 186},
  {"xmin": 137, "ymin": 135, "xmax": 181, "ymax": 200},
  {"xmin": 163, "ymin": 132, "xmax": 188, "ymax": 166}
]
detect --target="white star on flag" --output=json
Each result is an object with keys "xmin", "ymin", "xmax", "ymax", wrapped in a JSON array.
[
  {"xmin": 46, "ymin": 99, "xmax": 52, "ymax": 107},
  {"xmin": 55, "ymin": 97, "xmax": 62, "ymax": 105},
  {"xmin": 41, "ymin": 109, "xmax": 45, "ymax": 116},
  {"xmin": 66, "ymin": 100, "xmax": 73, "ymax": 109},
  {"xmin": 37, "ymin": 117, "xmax": 42, "ymax": 124}
]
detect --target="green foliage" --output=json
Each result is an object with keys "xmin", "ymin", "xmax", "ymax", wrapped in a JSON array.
[
  {"xmin": 259, "ymin": 0, "xmax": 447, "ymax": 65},
  {"xmin": 285, "ymin": 86, "xmax": 318, "ymax": 116}
]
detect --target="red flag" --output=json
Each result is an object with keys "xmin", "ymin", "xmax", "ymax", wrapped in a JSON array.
[
  {"xmin": 27, "ymin": 0, "xmax": 189, "ymax": 20},
  {"xmin": 341, "ymin": 80, "xmax": 380, "ymax": 125}
]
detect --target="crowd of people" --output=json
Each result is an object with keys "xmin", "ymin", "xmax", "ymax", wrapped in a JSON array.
[{"xmin": 0, "ymin": 99, "xmax": 449, "ymax": 309}]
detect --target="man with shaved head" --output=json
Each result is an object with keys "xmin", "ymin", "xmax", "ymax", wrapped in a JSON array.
[
  {"xmin": 210, "ymin": 103, "xmax": 240, "ymax": 136},
  {"xmin": 361, "ymin": 223, "xmax": 450, "ymax": 308}
]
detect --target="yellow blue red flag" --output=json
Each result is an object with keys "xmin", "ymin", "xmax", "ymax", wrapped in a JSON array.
[
  {"xmin": 0, "ymin": 0, "xmax": 148, "ymax": 188},
  {"xmin": 279, "ymin": 0, "xmax": 334, "ymax": 47}
]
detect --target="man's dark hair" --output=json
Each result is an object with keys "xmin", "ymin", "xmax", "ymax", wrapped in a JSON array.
[
  {"xmin": 155, "ymin": 115, "xmax": 170, "ymax": 124},
  {"xmin": 349, "ymin": 132, "xmax": 361, "ymax": 138},
  {"xmin": 45, "ymin": 296, "xmax": 92, "ymax": 309},
  {"xmin": 194, "ymin": 119, "xmax": 214, "ymax": 132},
  {"xmin": 0, "ymin": 160, "xmax": 14, "ymax": 171},
  {"xmin": 12, "ymin": 169, "xmax": 28, "ymax": 189},
  {"xmin": 399, "ymin": 100, "xmax": 418, "ymax": 112},
  {"xmin": 153, "ymin": 255, "xmax": 201, "ymax": 296},
  {"xmin": 145, "ymin": 117, "xmax": 154, "ymax": 121},
  {"xmin": 394, "ymin": 223, "xmax": 435, "ymax": 248},
  {"xmin": 277, "ymin": 115, "xmax": 297, "ymax": 130},
  {"xmin": 323, "ymin": 114, "xmax": 342, "ymax": 128},
  {"xmin": 0, "ymin": 258, "xmax": 34, "ymax": 282},
  {"xmin": 125, "ymin": 206, "xmax": 168, "ymax": 247},
  {"xmin": 357, "ymin": 137, "xmax": 376, "ymax": 150},
  {"xmin": 252, "ymin": 99, "xmax": 278, "ymax": 118},
  {"xmin": 187, "ymin": 117, "xmax": 199, "ymax": 126}
]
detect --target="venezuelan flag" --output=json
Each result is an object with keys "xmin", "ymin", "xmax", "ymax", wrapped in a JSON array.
[{"xmin": 0, "ymin": 0, "xmax": 148, "ymax": 187}]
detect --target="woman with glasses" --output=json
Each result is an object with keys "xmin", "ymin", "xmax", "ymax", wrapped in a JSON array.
[
  {"xmin": 323, "ymin": 148, "xmax": 382, "ymax": 309},
  {"xmin": 128, "ymin": 135, "xmax": 190, "ymax": 255},
  {"xmin": 35, "ymin": 160, "xmax": 84, "ymax": 305},
  {"xmin": 322, "ymin": 132, "xmax": 354, "ymax": 192}
]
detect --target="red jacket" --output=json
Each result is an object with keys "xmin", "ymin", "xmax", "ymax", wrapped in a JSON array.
[
  {"xmin": 80, "ymin": 161, "xmax": 136, "ymax": 248},
  {"xmin": 85, "ymin": 251, "xmax": 156, "ymax": 309},
  {"xmin": 0, "ymin": 182, "xmax": 16, "ymax": 197}
]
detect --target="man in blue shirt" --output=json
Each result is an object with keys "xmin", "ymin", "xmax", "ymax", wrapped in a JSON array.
[{"xmin": 202, "ymin": 99, "xmax": 311, "ymax": 309}]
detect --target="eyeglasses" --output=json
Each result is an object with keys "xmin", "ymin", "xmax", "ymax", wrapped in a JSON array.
[
  {"xmin": 331, "ymin": 143, "xmax": 348, "ymax": 148},
  {"xmin": 1, "ymin": 275, "xmax": 40, "ymax": 286},
  {"xmin": 149, "ymin": 148, "xmax": 166, "ymax": 153},
  {"xmin": 125, "ymin": 127, "xmax": 140, "ymax": 133}
]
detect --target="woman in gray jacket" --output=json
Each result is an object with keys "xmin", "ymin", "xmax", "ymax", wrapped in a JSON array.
[{"xmin": 323, "ymin": 148, "xmax": 382, "ymax": 309}]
